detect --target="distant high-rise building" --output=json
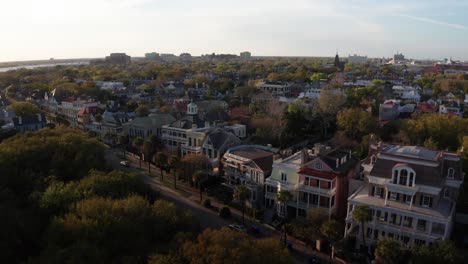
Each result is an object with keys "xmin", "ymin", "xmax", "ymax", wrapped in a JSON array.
[
  {"xmin": 393, "ymin": 52, "xmax": 405, "ymax": 62},
  {"xmin": 105, "ymin": 53, "xmax": 131, "ymax": 65},
  {"xmin": 240, "ymin": 51, "xmax": 251, "ymax": 60},
  {"xmin": 145, "ymin": 52, "xmax": 159, "ymax": 60},
  {"xmin": 348, "ymin": 54, "xmax": 368, "ymax": 64}
]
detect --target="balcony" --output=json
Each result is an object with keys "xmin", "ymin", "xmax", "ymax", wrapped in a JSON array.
[{"xmin": 298, "ymin": 184, "xmax": 336, "ymax": 196}]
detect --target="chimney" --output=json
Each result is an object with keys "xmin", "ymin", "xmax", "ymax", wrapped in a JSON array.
[{"xmin": 314, "ymin": 143, "xmax": 321, "ymax": 155}]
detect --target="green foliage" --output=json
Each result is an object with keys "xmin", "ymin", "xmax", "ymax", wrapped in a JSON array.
[
  {"xmin": 310, "ymin": 72, "xmax": 327, "ymax": 81},
  {"xmin": 6, "ymin": 101, "xmax": 41, "ymax": 116},
  {"xmin": 181, "ymin": 228, "xmax": 292, "ymax": 264},
  {"xmin": 219, "ymin": 206, "xmax": 231, "ymax": 218},
  {"xmin": 135, "ymin": 104, "xmax": 149, "ymax": 117},
  {"xmin": 337, "ymin": 108, "xmax": 377, "ymax": 141},
  {"xmin": 374, "ymin": 239, "xmax": 404, "ymax": 264},
  {"xmin": 202, "ymin": 198, "xmax": 211, "ymax": 208},
  {"xmin": 38, "ymin": 196, "xmax": 194, "ymax": 263},
  {"xmin": 0, "ymin": 128, "xmax": 105, "ymax": 195},
  {"xmin": 411, "ymin": 241, "xmax": 462, "ymax": 264},
  {"xmin": 402, "ymin": 113, "xmax": 468, "ymax": 151}
]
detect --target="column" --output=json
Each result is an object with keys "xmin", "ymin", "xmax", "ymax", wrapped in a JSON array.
[
  {"xmin": 296, "ymin": 190, "xmax": 299, "ymax": 217},
  {"xmin": 443, "ymin": 223, "xmax": 449, "ymax": 239},
  {"xmin": 328, "ymin": 196, "xmax": 332, "ymax": 219},
  {"xmin": 427, "ymin": 221, "xmax": 432, "ymax": 235},
  {"xmin": 409, "ymin": 195, "xmax": 414, "ymax": 210},
  {"xmin": 317, "ymin": 195, "xmax": 320, "ymax": 208},
  {"xmin": 307, "ymin": 192, "xmax": 310, "ymax": 208},
  {"xmin": 384, "ymin": 188, "xmax": 388, "ymax": 206}
]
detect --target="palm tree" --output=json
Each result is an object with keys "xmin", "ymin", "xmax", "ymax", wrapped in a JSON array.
[
  {"xmin": 143, "ymin": 140, "xmax": 153, "ymax": 173},
  {"xmin": 168, "ymin": 155, "xmax": 180, "ymax": 189},
  {"xmin": 133, "ymin": 137, "xmax": 144, "ymax": 168},
  {"xmin": 374, "ymin": 239, "xmax": 402, "ymax": 264},
  {"xmin": 155, "ymin": 152, "xmax": 168, "ymax": 181},
  {"xmin": 277, "ymin": 190, "xmax": 293, "ymax": 247},
  {"xmin": 234, "ymin": 185, "xmax": 249, "ymax": 224},
  {"xmin": 352, "ymin": 204, "xmax": 372, "ymax": 253},
  {"xmin": 192, "ymin": 170, "xmax": 205, "ymax": 202},
  {"xmin": 117, "ymin": 135, "xmax": 128, "ymax": 159},
  {"xmin": 320, "ymin": 219, "xmax": 341, "ymax": 260}
]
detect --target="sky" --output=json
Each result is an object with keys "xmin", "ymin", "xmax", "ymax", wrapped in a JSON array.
[{"xmin": 1, "ymin": 0, "xmax": 468, "ymax": 62}]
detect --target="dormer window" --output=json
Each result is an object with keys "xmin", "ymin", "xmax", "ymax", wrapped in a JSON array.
[
  {"xmin": 447, "ymin": 168, "xmax": 455, "ymax": 179},
  {"xmin": 315, "ymin": 162, "xmax": 322, "ymax": 170},
  {"xmin": 392, "ymin": 166, "xmax": 416, "ymax": 187},
  {"xmin": 371, "ymin": 156, "xmax": 376, "ymax": 165}
]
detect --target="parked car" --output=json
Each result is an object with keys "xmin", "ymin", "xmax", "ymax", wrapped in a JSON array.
[
  {"xmin": 228, "ymin": 224, "xmax": 247, "ymax": 233},
  {"xmin": 120, "ymin": 160, "xmax": 129, "ymax": 167},
  {"xmin": 308, "ymin": 256, "xmax": 321, "ymax": 264}
]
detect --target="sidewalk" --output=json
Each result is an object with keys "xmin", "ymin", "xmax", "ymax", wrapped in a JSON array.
[{"xmin": 117, "ymin": 149, "xmax": 343, "ymax": 263}]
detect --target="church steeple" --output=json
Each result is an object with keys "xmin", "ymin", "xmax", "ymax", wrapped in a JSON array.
[{"xmin": 334, "ymin": 50, "xmax": 340, "ymax": 68}]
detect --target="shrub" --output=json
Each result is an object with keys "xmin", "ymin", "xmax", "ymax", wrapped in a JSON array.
[
  {"xmin": 218, "ymin": 206, "xmax": 231, "ymax": 218},
  {"xmin": 203, "ymin": 198, "xmax": 211, "ymax": 208}
]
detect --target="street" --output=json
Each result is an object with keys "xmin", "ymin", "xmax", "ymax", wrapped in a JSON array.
[{"xmin": 105, "ymin": 147, "xmax": 338, "ymax": 264}]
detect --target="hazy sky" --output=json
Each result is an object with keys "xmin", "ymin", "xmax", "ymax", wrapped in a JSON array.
[{"xmin": 1, "ymin": 0, "xmax": 468, "ymax": 62}]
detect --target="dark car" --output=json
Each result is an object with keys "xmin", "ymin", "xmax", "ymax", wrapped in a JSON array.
[{"xmin": 308, "ymin": 256, "xmax": 321, "ymax": 264}]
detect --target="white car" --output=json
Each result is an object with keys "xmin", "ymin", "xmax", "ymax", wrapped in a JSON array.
[{"xmin": 228, "ymin": 224, "xmax": 247, "ymax": 233}]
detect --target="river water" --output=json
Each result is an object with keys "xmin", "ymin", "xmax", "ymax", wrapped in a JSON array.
[{"xmin": 0, "ymin": 62, "xmax": 89, "ymax": 72}]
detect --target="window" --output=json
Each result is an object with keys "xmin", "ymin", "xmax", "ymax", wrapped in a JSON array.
[
  {"xmin": 421, "ymin": 195, "xmax": 432, "ymax": 208},
  {"xmin": 447, "ymin": 168, "xmax": 455, "ymax": 179},
  {"xmin": 390, "ymin": 192, "xmax": 398, "ymax": 201},
  {"xmin": 374, "ymin": 187, "xmax": 383, "ymax": 198},
  {"xmin": 399, "ymin": 170, "xmax": 408, "ymax": 185},
  {"xmin": 304, "ymin": 177, "xmax": 309, "ymax": 186},
  {"xmin": 405, "ymin": 195, "xmax": 412, "ymax": 204},
  {"xmin": 281, "ymin": 172, "xmax": 287, "ymax": 182},
  {"xmin": 315, "ymin": 162, "xmax": 322, "ymax": 170},
  {"xmin": 251, "ymin": 191, "xmax": 256, "ymax": 201},
  {"xmin": 409, "ymin": 172, "xmax": 414, "ymax": 187},
  {"xmin": 417, "ymin": 219, "xmax": 427, "ymax": 231},
  {"xmin": 393, "ymin": 170, "xmax": 398, "ymax": 184},
  {"xmin": 444, "ymin": 188, "xmax": 450, "ymax": 198},
  {"xmin": 371, "ymin": 156, "xmax": 377, "ymax": 165},
  {"xmin": 431, "ymin": 223, "xmax": 445, "ymax": 235}
]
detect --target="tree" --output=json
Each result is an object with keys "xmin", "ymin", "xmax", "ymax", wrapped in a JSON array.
[
  {"xmin": 402, "ymin": 113, "xmax": 468, "ymax": 151},
  {"xmin": 310, "ymin": 72, "xmax": 327, "ymax": 81},
  {"xmin": 155, "ymin": 152, "xmax": 168, "ymax": 181},
  {"xmin": 351, "ymin": 204, "xmax": 372, "ymax": 252},
  {"xmin": 135, "ymin": 104, "xmax": 149, "ymax": 117},
  {"xmin": 277, "ymin": 190, "xmax": 294, "ymax": 247},
  {"xmin": 316, "ymin": 89, "xmax": 346, "ymax": 137},
  {"xmin": 411, "ymin": 241, "xmax": 462, "ymax": 264},
  {"xmin": 117, "ymin": 135, "xmax": 128, "ymax": 159},
  {"xmin": 180, "ymin": 154, "xmax": 210, "ymax": 182},
  {"xmin": 234, "ymin": 185, "xmax": 249, "ymax": 224},
  {"xmin": 143, "ymin": 140, "xmax": 154, "ymax": 173},
  {"xmin": 337, "ymin": 108, "xmax": 377, "ymax": 141},
  {"xmin": 181, "ymin": 228, "xmax": 292, "ymax": 264},
  {"xmin": 37, "ymin": 196, "xmax": 194, "ymax": 263},
  {"xmin": 320, "ymin": 219, "xmax": 342, "ymax": 242},
  {"xmin": 168, "ymin": 155, "xmax": 180, "ymax": 189},
  {"xmin": 192, "ymin": 170, "xmax": 206, "ymax": 202},
  {"xmin": 374, "ymin": 239, "xmax": 403, "ymax": 264},
  {"xmin": 6, "ymin": 101, "xmax": 40, "ymax": 116},
  {"xmin": 133, "ymin": 137, "xmax": 144, "ymax": 168}
]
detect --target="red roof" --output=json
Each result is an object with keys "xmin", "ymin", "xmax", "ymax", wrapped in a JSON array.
[
  {"xmin": 416, "ymin": 102, "xmax": 436, "ymax": 112},
  {"xmin": 298, "ymin": 167, "xmax": 336, "ymax": 180}
]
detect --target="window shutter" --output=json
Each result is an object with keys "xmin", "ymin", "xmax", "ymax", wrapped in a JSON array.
[
  {"xmin": 396, "ymin": 193, "xmax": 400, "ymax": 201},
  {"xmin": 429, "ymin": 197, "xmax": 433, "ymax": 208},
  {"xmin": 372, "ymin": 187, "xmax": 375, "ymax": 196},
  {"xmin": 419, "ymin": 196, "xmax": 422, "ymax": 206},
  {"xmin": 381, "ymin": 189, "xmax": 384, "ymax": 198}
]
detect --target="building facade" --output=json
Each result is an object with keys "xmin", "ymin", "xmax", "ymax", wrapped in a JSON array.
[
  {"xmin": 222, "ymin": 145, "xmax": 278, "ymax": 209},
  {"xmin": 345, "ymin": 141, "xmax": 464, "ymax": 249}
]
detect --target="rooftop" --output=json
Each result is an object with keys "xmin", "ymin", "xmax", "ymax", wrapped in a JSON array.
[
  {"xmin": 349, "ymin": 185, "xmax": 454, "ymax": 220},
  {"xmin": 384, "ymin": 145, "xmax": 440, "ymax": 161}
]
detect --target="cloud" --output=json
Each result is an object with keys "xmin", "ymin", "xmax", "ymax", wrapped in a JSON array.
[{"xmin": 397, "ymin": 14, "xmax": 466, "ymax": 30}]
